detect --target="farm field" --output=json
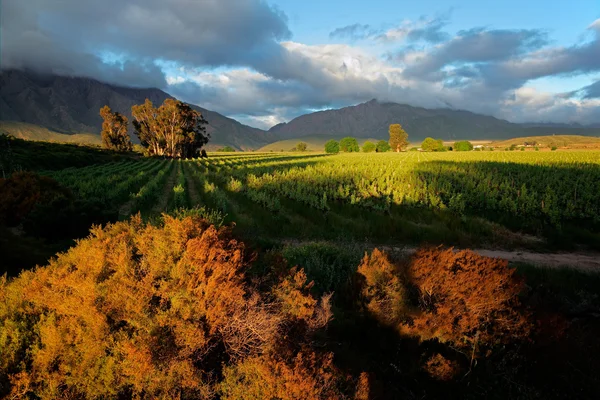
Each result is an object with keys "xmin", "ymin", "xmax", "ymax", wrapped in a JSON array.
[{"xmin": 42, "ymin": 150, "xmax": 600, "ymax": 249}]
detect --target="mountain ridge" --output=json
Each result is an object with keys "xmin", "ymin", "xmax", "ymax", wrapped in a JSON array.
[
  {"xmin": 0, "ymin": 69, "xmax": 276, "ymax": 150},
  {"xmin": 269, "ymin": 99, "xmax": 600, "ymax": 141}
]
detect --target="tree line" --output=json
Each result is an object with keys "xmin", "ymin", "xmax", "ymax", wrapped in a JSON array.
[
  {"xmin": 100, "ymin": 98, "xmax": 210, "ymax": 158},
  {"xmin": 322, "ymin": 124, "xmax": 478, "ymax": 153}
]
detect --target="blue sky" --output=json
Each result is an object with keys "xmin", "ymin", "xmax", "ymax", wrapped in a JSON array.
[{"xmin": 3, "ymin": 0, "xmax": 600, "ymax": 128}]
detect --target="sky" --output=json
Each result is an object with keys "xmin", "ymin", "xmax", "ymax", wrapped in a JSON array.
[{"xmin": 1, "ymin": 0, "xmax": 599, "ymax": 129}]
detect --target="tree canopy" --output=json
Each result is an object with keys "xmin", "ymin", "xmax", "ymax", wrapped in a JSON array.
[
  {"xmin": 362, "ymin": 141, "xmax": 376, "ymax": 152},
  {"xmin": 296, "ymin": 142, "xmax": 308, "ymax": 152},
  {"xmin": 99, "ymin": 106, "xmax": 132, "ymax": 152},
  {"xmin": 339, "ymin": 137, "xmax": 359, "ymax": 152},
  {"xmin": 324, "ymin": 139, "xmax": 340, "ymax": 153},
  {"xmin": 421, "ymin": 137, "xmax": 445, "ymax": 152},
  {"xmin": 389, "ymin": 124, "xmax": 409, "ymax": 152},
  {"xmin": 217, "ymin": 146, "xmax": 236, "ymax": 152},
  {"xmin": 131, "ymin": 99, "xmax": 209, "ymax": 159},
  {"xmin": 376, "ymin": 140, "xmax": 391, "ymax": 152},
  {"xmin": 454, "ymin": 140, "xmax": 474, "ymax": 151}
]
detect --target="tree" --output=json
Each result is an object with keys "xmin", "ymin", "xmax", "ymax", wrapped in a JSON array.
[
  {"xmin": 99, "ymin": 106, "xmax": 133, "ymax": 152},
  {"xmin": 376, "ymin": 140, "xmax": 391, "ymax": 152},
  {"xmin": 454, "ymin": 140, "xmax": 473, "ymax": 152},
  {"xmin": 324, "ymin": 140, "xmax": 340, "ymax": 154},
  {"xmin": 389, "ymin": 124, "xmax": 409, "ymax": 152},
  {"xmin": 131, "ymin": 99, "xmax": 209, "ymax": 159},
  {"xmin": 339, "ymin": 137, "xmax": 359, "ymax": 152},
  {"xmin": 421, "ymin": 137, "xmax": 444, "ymax": 152},
  {"xmin": 296, "ymin": 142, "xmax": 308, "ymax": 152},
  {"xmin": 217, "ymin": 146, "xmax": 236, "ymax": 152},
  {"xmin": 362, "ymin": 141, "xmax": 376, "ymax": 152}
]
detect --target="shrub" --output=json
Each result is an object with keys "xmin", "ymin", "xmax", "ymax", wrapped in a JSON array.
[
  {"xmin": 220, "ymin": 352, "xmax": 344, "ymax": 400},
  {"xmin": 454, "ymin": 141, "xmax": 473, "ymax": 152},
  {"xmin": 362, "ymin": 141, "xmax": 376, "ymax": 153},
  {"xmin": 339, "ymin": 137, "xmax": 359, "ymax": 152},
  {"xmin": 551, "ymin": 146, "xmax": 558, "ymax": 151},
  {"xmin": 421, "ymin": 137, "xmax": 445, "ymax": 152},
  {"xmin": 217, "ymin": 146, "xmax": 236, "ymax": 152},
  {"xmin": 375, "ymin": 140, "xmax": 391, "ymax": 152},
  {"xmin": 296, "ymin": 142, "xmax": 308, "ymax": 152},
  {"xmin": 0, "ymin": 172, "xmax": 71, "ymax": 227},
  {"xmin": 357, "ymin": 248, "xmax": 532, "ymax": 355},
  {"xmin": 324, "ymin": 140, "xmax": 340, "ymax": 154},
  {"xmin": 0, "ymin": 215, "xmax": 342, "ymax": 398}
]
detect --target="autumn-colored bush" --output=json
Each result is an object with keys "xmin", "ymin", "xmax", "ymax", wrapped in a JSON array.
[
  {"xmin": 0, "ymin": 215, "xmax": 347, "ymax": 399},
  {"xmin": 357, "ymin": 247, "xmax": 532, "ymax": 355},
  {"xmin": 423, "ymin": 353, "xmax": 461, "ymax": 381},
  {"xmin": 220, "ymin": 351, "xmax": 344, "ymax": 399},
  {"xmin": 0, "ymin": 172, "xmax": 70, "ymax": 226}
]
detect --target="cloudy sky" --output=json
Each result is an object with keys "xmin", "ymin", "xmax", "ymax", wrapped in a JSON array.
[{"xmin": 2, "ymin": 0, "xmax": 599, "ymax": 129}]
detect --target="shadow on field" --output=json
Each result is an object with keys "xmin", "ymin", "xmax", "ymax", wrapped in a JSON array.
[{"xmin": 223, "ymin": 158, "xmax": 600, "ymax": 250}]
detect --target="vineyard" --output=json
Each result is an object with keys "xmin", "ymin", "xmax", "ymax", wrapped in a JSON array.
[{"xmin": 41, "ymin": 150, "xmax": 600, "ymax": 249}]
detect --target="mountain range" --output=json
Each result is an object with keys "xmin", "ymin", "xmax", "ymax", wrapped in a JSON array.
[
  {"xmin": 1, "ymin": 69, "xmax": 599, "ymax": 149},
  {"xmin": 0, "ymin": 70, "xmax": 275, "ymax": 150}
]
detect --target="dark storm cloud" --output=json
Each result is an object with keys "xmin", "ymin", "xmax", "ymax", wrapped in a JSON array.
[
  {"xmin": 401, "ymin": 28, "xmax": 549, "ymax": 80},
  {"xmin": 1, "ymin": 0, "xmax": 291, "ymax": 87}
]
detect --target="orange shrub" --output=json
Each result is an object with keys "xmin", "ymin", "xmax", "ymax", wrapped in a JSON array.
[
  {"xmin": 0, "ymin": 215, "xmax": 345, "ymax": 398},
  {"xmin": 423, "ymin": 353, "xmax": 461, "ymax": 381},
  {"xmin": 220, "ymin": 351, "xmax": 345, "ymax": 400},
  {"xmin": 357, "ymin": 247, "xmax": 532, "ymax": 355}
]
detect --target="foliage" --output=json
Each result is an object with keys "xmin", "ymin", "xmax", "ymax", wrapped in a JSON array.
[
  {"xmin": 324, "ymin": 140, "xmax": 340, "ymax": 154},
  {"xmin": 357, "ymin": 248, "xmax": 532, "ymax": 355},
  {"xmin": 295, "ymin": 142, "xmax": 308, "ymax": 152},
  {"xmin": 0, "ymin": 172, "xmax": 71, "ymax": 227},
  {"xmin": 362, "ymin": 141, "xmax": 376, "ymax": 152},
  {"xmin": 339, "ymin": 137, "xmax": 359, "ymax": 152},
  {"xmin": 217, "ymin": 146, "xmax": 236, "ymax": 152},
  {"xmin": 376, "ymin": 140, "xmax": 391, "ymax": 152},
  {"xmin": 389, "ymin": 124, "xmax": 409, "ymax": 152},
  {"xmin": 99, "ymin": 105, "xmax": 133, "ymax": 152},
  {"xmin": 454, "ymin": 140, "xmax": 473, "ymax": 152},
  {"xmin": 220, "ymin": 352, "xmax": 344, "ymax": 400},
  {"xmin": 132, "ymin": 98, "xmax": 209, "ymax": 158},
  {"xmin": 0, "ymin": 215, "xmax": 346, "ymax": 398},
  {"xmin": 421, "ymin": 137, "xmax": 445, "ymax": 152}
]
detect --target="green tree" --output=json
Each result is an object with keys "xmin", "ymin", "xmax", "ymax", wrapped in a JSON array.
[
  {"xmin": 376, "ymin": 140, "xmax": 391, "ymax": 152},
  {"xmin": 131, "ymin": 99, "xmax": 209, "ymax": 159},
  {"xmin": 339, "ymin": 137, "xmax": 359, "ymax": 152},
  {"xmin": 453, "ymin": 140, "xmax": 473, "ymax": 151},
  {"xmin": 421, "ymin": 137, "xmax": 444, "ymax": 152},
  {"xmin": 362, "ymin": 141, "xmax": 376, "ymax": 152},
  {"xmin": 389, "ymin": 124, "xmax": 409, "ymax": 152},
  {"xmin": 324, "ymin": 140, "xmax": 340, "ymax": 153},
  {"xmin": 296, "ymin": 142, "xmax": 308, "ymax": 152},
  {"xmin": 99, "ymin": 106, "xmax": 133, "ymax": 152},
  {"xmin": 217, "ymin": 146, "xmax": 236, "ymax": 152}
]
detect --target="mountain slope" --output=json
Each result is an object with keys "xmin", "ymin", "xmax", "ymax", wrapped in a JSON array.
[
  {"xmin": 0, "ymin": 70, "xmax": 275, "ymax": 150},
  {"xmin": 269, "ymin": 99, "xmax": 600, "ymax": 141}
]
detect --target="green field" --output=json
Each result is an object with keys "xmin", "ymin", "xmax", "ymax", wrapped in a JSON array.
[{"xmin": 32, "ymin": 150, "xmax": 600, "ymax": 251}]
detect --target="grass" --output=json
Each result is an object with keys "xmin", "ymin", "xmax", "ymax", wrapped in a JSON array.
[
  {"xmin": 0, "ymin": 121, "xmax": 101, "ymax": 145},
  {"xmin": 492, "ymin": 134, "xmax": 600, "ymax": 149}
]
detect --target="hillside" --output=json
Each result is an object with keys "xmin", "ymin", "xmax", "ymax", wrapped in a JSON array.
[
  {"xmin": 492, "ymin": 135, "xmax": 600, "ymax": 149},
  {"xmin": 0, "ymin": 121, "xmax": 101, "ymax": 145},
  {"xmin": 269, "ymin": 99, "xmax": 600, "ymax": 142},
  {"xmin": 0, "ymin": 70, "xmax": 276, "ymax": 150},
  {"xmin": 257, "ymin": 135, "xmax": 379, "ymax": 152}
]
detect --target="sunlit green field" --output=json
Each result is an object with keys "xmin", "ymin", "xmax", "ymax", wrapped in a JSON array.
[{"xmin": 42, "ymin": 150, "xmax": 600, "ymax": 250}]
